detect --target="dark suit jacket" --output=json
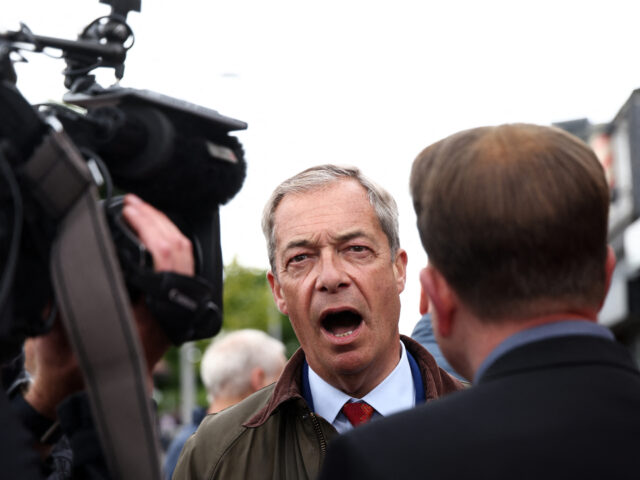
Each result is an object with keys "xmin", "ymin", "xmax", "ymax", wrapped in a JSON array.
[{"xmin": 318, "ymin": 335, "xmax": 640, "ymax": 480}]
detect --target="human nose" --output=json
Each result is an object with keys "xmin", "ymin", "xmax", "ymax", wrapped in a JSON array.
[{"xmin": 315, "ymin": 251, "xmax": 349, "ymax": 293}]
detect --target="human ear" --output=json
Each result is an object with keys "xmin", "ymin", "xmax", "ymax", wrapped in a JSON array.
[
  {"xmin": 250, "ymin": 367, "xmax": 267, "ymax": 391},
  {"xmin": 595, "ymin": 245, "xmax": 617, "ymax": 312},
  {"xmin": 604, "ymin": 245, "xmax": 616, "ymax": 296},
  {"xmin": 267, "ymin": 271, "xmax": 289, "ymax": 315},
  {"xmin": 419, "ymin": 283, "xmax": 430, "ymax": 315},
  {"xmin": 393, "ymin": 249, "xmax": 408, "ymax": 294},
  {"xmin": 419, "ymin": 265, "xmax": 455, "ymax": 337}
]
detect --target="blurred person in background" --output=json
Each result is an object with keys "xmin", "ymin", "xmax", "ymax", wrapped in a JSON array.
[
  {"xmin": 163, "ymin": 329, "xmax": 286, "ymax": 480},
  {"xmin": 411, "ymin": 312, "xmax": 464, "ymax": 381}
]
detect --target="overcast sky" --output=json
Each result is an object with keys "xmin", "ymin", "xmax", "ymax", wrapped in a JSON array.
[{"xmin": 4, "ymin": 0, "xmax": 640, "ymax": 334}]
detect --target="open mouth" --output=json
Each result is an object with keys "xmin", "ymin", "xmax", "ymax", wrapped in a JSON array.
[{"xmin": 321, "ymin": 310, "xmax": 363, "ymax": 338}]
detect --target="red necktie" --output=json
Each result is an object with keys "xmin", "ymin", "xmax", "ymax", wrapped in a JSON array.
[{"xmin": 341, "ymin": 401, "xmax": 375, "ymax": 427}]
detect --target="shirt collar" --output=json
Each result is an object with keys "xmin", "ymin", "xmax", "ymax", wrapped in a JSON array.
[
  {"xmin": 308, "ymin": 341, "xmax": 415, "ymax": 432},
  {"xmin": 474, "ymin": 319, "xmax": 614, "ymax": 383}
]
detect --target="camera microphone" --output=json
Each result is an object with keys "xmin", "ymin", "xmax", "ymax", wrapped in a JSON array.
[{"xmin": 52, "ymin": 90, "xmax": 248, "ymax": 213}]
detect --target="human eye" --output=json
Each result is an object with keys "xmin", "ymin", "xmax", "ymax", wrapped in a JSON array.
[
  {"xmin": 289, "ymin": 253, "xmax": 309, "ymax": 264},
  {"xmin": 285, "ymin": 252, "xmax": 312, "ymax": 270},
  {"xmin": 345, "ymin": 244, "xmax": 372, "ymax": 258}
]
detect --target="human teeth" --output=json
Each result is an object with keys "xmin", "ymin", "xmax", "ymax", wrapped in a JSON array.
[{"xmin": 335, "ymin": 330, "xmax": 353, "ymax": 338}]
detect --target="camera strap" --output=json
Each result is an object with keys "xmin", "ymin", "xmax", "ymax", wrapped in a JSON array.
[{"xmin": 21, "ymin": 125, "xmax": 162, "ymax": 479}]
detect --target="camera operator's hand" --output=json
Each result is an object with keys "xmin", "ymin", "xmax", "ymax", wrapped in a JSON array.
[
  {"xmin": 23, "ymin": 315, "xmax": 84, "ymax": 420},
  {"xmin": 122, "ymin": 193, "xmax": 194, "ymax": 276}
]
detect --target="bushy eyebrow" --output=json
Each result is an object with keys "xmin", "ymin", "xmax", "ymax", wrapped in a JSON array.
[
  {"xmin": 283, "ymin": 239, "xmax": 314, "ymax": 252},
  {"xmin": 282, "ymin": 230, "xmax": 371, "ymax": 253},
  {"xmin": 334, "ymin": 230, "xmax": 370, "ymax": 244}
]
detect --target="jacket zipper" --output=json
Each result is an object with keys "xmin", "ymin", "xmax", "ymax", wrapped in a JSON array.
[{"xmin": 309, "ymin": 412, "xmax": 327, "ymax": 459}]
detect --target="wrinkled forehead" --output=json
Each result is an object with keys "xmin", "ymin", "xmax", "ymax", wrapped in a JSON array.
[{"xmin": 272, "ymin": 180, "xmax": 381, "ymax": 248}]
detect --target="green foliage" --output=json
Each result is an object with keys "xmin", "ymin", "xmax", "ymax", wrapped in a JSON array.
[
  {"xmin": 222, "ymin": 258, "xmax": 299, "ymax": 356},
  {"xmin": 156, "ymin": 258, "xmax": 299, "ymax": 414}
]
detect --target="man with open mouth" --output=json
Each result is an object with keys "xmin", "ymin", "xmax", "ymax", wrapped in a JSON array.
[{"xmin": 174, "ymin": 164, "xmax": 464, "ymax": 480}]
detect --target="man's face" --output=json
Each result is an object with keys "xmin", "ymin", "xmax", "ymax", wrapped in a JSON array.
[{"xmin": 267, "ymin": 179, "xmax": 407, "ymax": 396}]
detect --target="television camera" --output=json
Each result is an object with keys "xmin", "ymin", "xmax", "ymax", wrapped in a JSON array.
[{"xmin": 0, "ymin": 0, "xmax": 248, "ymax": 353}]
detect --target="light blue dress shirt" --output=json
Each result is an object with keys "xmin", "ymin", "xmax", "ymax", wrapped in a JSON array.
[{"xmin": 308, "ymin": 341, "xmax": 415, "ymax": 434}]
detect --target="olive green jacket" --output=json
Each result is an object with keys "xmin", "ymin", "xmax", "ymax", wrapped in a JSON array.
[{"xmin": 173, "ymin": 335, "xmax": 464, "ymax": 480}]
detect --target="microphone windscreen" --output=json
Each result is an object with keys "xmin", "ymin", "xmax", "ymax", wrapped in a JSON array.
[{"xmin": 111, "ymin": 133, "xmax": 246, "ymax": 213}]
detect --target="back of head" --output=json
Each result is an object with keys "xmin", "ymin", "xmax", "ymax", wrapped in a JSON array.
[
  {"xmin": 410, "ymin": 123, "xmax": 610, "ymax": 320},
  {"xmin": 200, "ymin": 329, "xmax": 286, "ymax": 401}
]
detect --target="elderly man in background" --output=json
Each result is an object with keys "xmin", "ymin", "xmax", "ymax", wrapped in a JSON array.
[
  {"xmin": 319, "ymin": 124, "xmax": 640, "ymax": 480},
  {"xmin": 163, "ymin": 329, "xmax": 286, "ymax": 479},
  {"xmin": 174, "ymin": 164, "xmax": 463, "ymax": 480}
]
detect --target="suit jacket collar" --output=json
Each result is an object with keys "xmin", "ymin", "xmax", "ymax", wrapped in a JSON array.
[
  {"xmin": 478, "ymin": 334, "xmax": 638, "ymax": 384},
  {"xmin": 474, "ymin": 320, "xmax": 614, "ymax": 383}
]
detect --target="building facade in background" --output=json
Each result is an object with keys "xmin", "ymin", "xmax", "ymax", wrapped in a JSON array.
[{"xmin": 556, "ymin": 90, "xmax": 640, "ymax": 365}]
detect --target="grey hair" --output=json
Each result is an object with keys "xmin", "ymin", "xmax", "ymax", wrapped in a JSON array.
[
  {"xmin": 200, "ymin": 329, "xmax": 286, "ymax": 401},
  {"xmin": 261, "ymin": 164, "xmax": 400, "ymax": 272}
]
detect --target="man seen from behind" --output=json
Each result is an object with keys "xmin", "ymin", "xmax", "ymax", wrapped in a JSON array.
[{"xmin": 319, "ymin": 124, "xmax": 640, "ymax": 480}]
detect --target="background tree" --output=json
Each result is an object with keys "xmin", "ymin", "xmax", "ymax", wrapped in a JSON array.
[{"xmin": 221, "ymin": 258, "xmax": 298, "ymax": 356}]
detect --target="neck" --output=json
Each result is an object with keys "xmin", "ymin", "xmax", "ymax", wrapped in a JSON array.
[{"xmin": 317, "ymin": 341, "xmax": 403, "ymax": 399}]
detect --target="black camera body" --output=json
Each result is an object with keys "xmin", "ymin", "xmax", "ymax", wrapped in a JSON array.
[{"xmin": 0, "ymin": 0, "xmax": 247, "ymax": 358}]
